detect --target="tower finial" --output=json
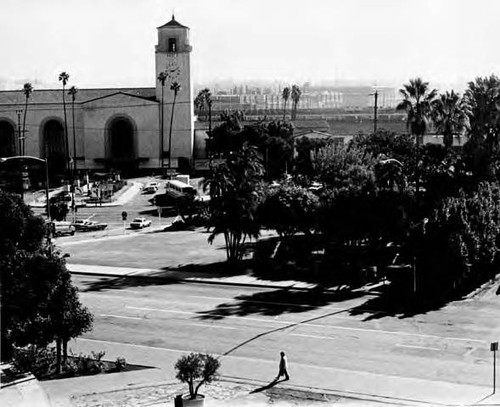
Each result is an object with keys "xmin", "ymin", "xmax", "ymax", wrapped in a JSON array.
[{"xmin": 172, "ymin": 10, "xmax": 175, "ymax": 20}]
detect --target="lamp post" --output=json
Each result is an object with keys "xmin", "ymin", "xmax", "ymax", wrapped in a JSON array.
[{"xmin": 0, "ymin": 155, "xmax": 50, "ymax": 220}]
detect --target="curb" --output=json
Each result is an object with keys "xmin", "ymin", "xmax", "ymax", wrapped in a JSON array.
[
  {"xmin": 70, "ymin": 267, "xmax": 386, "ymax": 296},
  {"xmin": 69, "ymin": 269, "xmax": 383, "ymax": 294}
]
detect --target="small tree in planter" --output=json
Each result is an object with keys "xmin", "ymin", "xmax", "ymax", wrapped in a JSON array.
[{"xmin": 174, "ymin": 353, "xmax": 220, "ymax": 405}]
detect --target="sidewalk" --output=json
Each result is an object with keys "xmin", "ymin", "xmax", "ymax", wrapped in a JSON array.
[{"xmin": 28, "ymin": 181, "xmax": 142, "ymax": 208}]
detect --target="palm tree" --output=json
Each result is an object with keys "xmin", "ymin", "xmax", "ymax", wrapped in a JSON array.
[
  {"xmin": 58, "ymin": 72, "xmax": 70, "ymax": 173},
  {"xmin": 431, "ymin": 90, "xmax": 471, "ymax": 149},
  {"xmin": 22, "ymin": 82, "xmax": 33, "ymax": 156},
  {"xmin": 291, "ymin": 84, "xmax": 302, "ymax": 120},
  {"xmin": 168, "ymin": 81, "xmax": 181, "ymax": 169},
  {"xmin": 68, "ymin": 86, "xmax": 78, "ymax": 174},
  {"xmin": 396, "ymin": 78, "xmax": 437, "ymax": 199},
  {"xmin": 282, "ymin": 87, "xmax": 290, "ymax": 121},
  {"xmin": 464, "ymin": 75, "xmax": 500, "ymax": 152},
  {"xmin": 397, "ymin": 78, "xmax": 437, "ymax": 144},
  {"xmin": 158, "ymin": 71, "xmax": 168, "ymax": 169}
]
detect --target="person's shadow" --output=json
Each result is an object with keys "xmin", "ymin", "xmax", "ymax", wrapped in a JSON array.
[{"xmin": 250, "ymin": 378, "xmax": 288, "ymax": 394}]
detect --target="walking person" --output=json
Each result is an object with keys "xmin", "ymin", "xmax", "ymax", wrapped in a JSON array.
[{"xmin": 275, "ymin": 351, "xmax": 290, "ymax": 381}]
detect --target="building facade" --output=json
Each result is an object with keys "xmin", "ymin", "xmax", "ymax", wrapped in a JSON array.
[{"xmin": 0, "ymin": 15, "xmax": 193, "ymax": 176}]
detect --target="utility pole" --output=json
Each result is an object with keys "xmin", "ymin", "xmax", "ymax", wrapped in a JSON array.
[{"xmin": 373, "ymin": 90, "xmax": 378, "ymax": 134}]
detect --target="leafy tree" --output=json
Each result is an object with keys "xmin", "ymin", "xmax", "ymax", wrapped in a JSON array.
[
  {"xmin": 416, "ymin": 182, "xmax": 500, "ymax": 296},
  {"xmin": 316, "ymin": 143, "xmax": 376, "ymax": 192},
  {"xmin": 49, "ymin": 265, "xmax": 93, "ymax": 372},
  {"xmin": 291, "ymin": 84, "xmax": 302, "ymax": 120},
  {"xmin": 167, "ymin": 81, "xmax": 181, "ymax": 169},
  {"xmin": 0, "ymin": 191, "xmax": 92, "ymax": 365},
  {"xmin": 58, "ymin": 72, "xmax": 70, "ymax": 173},
  {"xmin": 294, "ymin": 136, "xmax": 329, "ymax": 177},
  {"xmin": 350, "ymin": 130, "xmax": 414, "ymax": 162},
  {"xmin": 209, "ymin": 111, "xmax": 245, "ymax": 156},
  {"xmin": 175, "ymin": 353, "xmax": 220, "ymax": 399},
  {"xmin": 263, "ymin": 120, "xmax": 294, "ymax": 179},
  {"xmin": 22, "ymin": 83, "xmax": 33, "ymax": 155},
  {"xmin": 282, "ymin": 86, "xmax": 290, "ymax": 120},
  {"xmin": 204, "ymin": 144, "xmax": 264, "ymax": 264},
  {"xmin": 431, "ymin": 90, "xmax": 471, "ymax": 149},
  {"xmin": 260, "ymin": 183, "xmax": 319, "ymax": 237}
]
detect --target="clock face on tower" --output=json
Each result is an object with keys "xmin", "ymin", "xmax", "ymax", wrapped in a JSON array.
[{"xmin": 165, "ymin": 57, "xmax": 180, "ymax": 82}]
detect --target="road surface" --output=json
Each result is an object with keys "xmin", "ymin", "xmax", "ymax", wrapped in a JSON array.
[{"xmin": 69, "ymin": 274, "xmax": 500, "ymax": 403}]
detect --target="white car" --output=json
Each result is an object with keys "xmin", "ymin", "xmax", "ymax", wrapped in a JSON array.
[{"xmin": 130, "ymin": 217, "xmax": 152, "ymax": 229}]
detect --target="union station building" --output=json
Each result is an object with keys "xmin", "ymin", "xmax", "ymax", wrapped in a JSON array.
[{"xmin": 0, "ymin": 15, "xmax": 197, "ymax": 178}]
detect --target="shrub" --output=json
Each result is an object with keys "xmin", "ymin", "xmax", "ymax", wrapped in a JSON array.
[
  {"xmin": 11, "ymin": 346, "xmax": 56, "ymax": 378},
  {"xmin": 70, "ymin": 350, "xmax": 106, "ymax": 375},
  {"xmin": 115, "ymin": 356, "xmax": 127, "ymax": 371},
  {"xmin": 174, "ymin": 353, "xmax": 221, "ymax": 399}
]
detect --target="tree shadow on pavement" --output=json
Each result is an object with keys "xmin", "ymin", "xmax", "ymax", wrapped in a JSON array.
[
  {"xmin": 196, "ymin": 287, "xmax": 365, "ymax": 320},
  {"xmin": 78, "ymin": 275, "xmax": 179, "ymax": 292},
  {"xmin": 348, "ymin": 284, "xmax": 451, "ymax": 320}
]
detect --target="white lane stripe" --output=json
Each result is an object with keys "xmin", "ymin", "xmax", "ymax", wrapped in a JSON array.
[
  {"xmin": 395, "ymin": 344, "xmax": 441, "ymax": 351},
  {"xmin": 100, "ymin": 314, "xmax": 143, "ymax": 320},
  {"xmin": 190, "ymin": 323, "xmax": 237, "ymax": 330},
  {"xmin": 291, "ymin": 333, "xmax": 337, "ymax": 341},
  {"xmin": 126, "ymin": 305, "xmax": 487, "ymax": 344}
]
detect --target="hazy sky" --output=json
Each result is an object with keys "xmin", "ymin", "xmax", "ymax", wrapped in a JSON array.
[{"xmin": 1, "ymin": 0, "xmax": 499, "ymax": 91}]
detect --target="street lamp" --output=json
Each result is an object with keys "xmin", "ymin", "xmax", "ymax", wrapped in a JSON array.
[{"xmin": 0, "ymin": 155, "xmax": 51, "ymax": 220}]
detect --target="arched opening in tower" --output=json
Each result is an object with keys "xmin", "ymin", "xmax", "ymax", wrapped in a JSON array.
[
  {"xmin": 0, "ymin": 120, "xmax": 16, "ymax": 157},
  {"xmin": 42, "ymin": 119, "xmax": 67, "ymax": 177}
]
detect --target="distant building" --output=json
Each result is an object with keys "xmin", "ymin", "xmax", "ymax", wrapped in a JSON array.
[{"xmin": 0, "ymin": 15, "xmax": 194, "ymax": 176}]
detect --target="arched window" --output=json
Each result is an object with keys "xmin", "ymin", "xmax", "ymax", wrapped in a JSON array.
[
  {"xmin": 106, "ymin": 116, "xmax": 136, "ymax": 169},
  {"xmin": 42, "ymin": 119, "xmax": 66, "ymax": 176},
  {"xmin": 0, "ymin": 120, "xmax": 16, "ymax": 157}
]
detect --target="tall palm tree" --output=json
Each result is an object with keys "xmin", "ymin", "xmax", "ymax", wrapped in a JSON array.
[
  {"xmin": 22, "ymin": 82, "xmax": 33, "ymax": 156},
  {"xmin": 431, "ymin": 90, "xmax": 471, "ymax": 149},
  {"xmin": 396, "ymin": 78, "xmax": 437, "ymax": 199},
  {"xmin": 68, "ymin": 86, "xmax": 78, "ymax": 173},
  {"xmin": 58, "ymin": 72, "xmax": 70, "ymax": 173},
  {"xmin": 464, "ymin": 75, "xmax": 500, "ymax": 152},
  {"xmin": 282, "ymin": 87, "xmax": 290, "ymax": 121},
  {"xmin": 396, "ymin": 78, "xmax": 437, "ymax": 145},
  {"xmin": 168, "ymin": 81, "xmax": 181, "ymax": 169},
  {"xmin": 291, "ymin": 85, "xmax": 302, "ymax": 120},
  {"xmin": 158, "ymin": 71, "xmax": 168, "ymax": 169}
]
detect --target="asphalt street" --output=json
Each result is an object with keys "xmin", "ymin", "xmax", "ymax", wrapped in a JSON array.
[{"xmin": 70, "ymin": 274, "xmax": 499, "ymax": 402}]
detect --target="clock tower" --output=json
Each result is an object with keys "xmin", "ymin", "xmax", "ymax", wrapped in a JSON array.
[{"xmin": 155, "ymin": 14, "xmax": 194, "ymax": 168}]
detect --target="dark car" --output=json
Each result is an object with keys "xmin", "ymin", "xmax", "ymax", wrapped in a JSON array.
[{"xmin": 72, "ymin": 219, "xmax": 108, "ymax": 232}]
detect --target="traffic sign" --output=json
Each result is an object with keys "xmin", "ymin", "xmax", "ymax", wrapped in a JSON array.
[
  {"xmin": 492, "ymin": 342, "xmax": 498, "ymax": 352},
  {"xmin": 121, "ymin": 211, "xmax": 128, "ymax": 221}
]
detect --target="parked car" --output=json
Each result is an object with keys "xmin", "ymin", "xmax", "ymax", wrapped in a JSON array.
[
  {"xmin": 130, "ymin": 217, "xmax": 152, "ymax": 229},
  {"xmin": 142, "ymin": 185, "xmax": 158, "ymax": 194},
  {"xmin": 52, "ymin": 221, "xmax": 76, "ymax": 237},
  {"xmin": 72, "ymin": 219, "xmax": 108, "ymax": 232}
]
